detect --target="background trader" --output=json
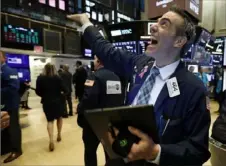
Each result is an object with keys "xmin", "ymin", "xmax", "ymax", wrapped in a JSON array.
[
  {"xmin": 58, "ymin": 65, "xmax": 69, "ymax": 118},
  {"xmin": 68, "ymin": 6, "xmax": 211, "ymax": 166},
  {"xmin": 73, "ymin": 61, "xmax": 87, "ymax": 102},
  {"xmin": 63, "ymin": 64, "xmax": 73, "ymax": 116},
  {"xmin": 77, "ymin": 55, "xmax": 124, "ymax": 166},
  {"xmin": 0, "ymin": 50, "xmax": 23, "ymax": 163}
]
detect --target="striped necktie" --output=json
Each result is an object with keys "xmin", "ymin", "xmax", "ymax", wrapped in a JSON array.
[{"xmin": 136, "ymin": 67, "xmax": 160, "ymax": 105}]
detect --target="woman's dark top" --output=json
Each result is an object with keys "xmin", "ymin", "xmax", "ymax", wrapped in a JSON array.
[{"xmin": 35, "ymin": 75, "xmax": 68, "ymax": 121}]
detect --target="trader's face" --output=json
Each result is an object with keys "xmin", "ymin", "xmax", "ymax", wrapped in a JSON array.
[
  {"xmin": 0, "ymin": 51, "xmax": 6, "ymax": 65},
  {"xmin": 189, "ymin": 66, "xmax": 194, "ymax": 73},
  {"xmin": 94, "ymin": 56, "xmax": 100, "ymax": 71},
  {"xmin": 147, "ymin": 11, "xmax": 186, "ymax": 59}
]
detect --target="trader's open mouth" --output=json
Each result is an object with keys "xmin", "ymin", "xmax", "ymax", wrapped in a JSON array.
[{"xmin": 150, "ymin": 38, "xmax": 158, "ymax": 45}]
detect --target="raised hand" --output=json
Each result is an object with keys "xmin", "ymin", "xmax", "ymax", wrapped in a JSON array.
[{"xmin": 67, "ymin": 13, "xmax": 91, "ymax": 26}]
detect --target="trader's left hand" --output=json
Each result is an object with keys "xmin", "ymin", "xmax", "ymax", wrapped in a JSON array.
[
  {"xmin": 127, "ymin": 126, "xmax": 160, "ymax": 162},
  {"xmin": 107, "ymin": 126, "xmax": 160, "ymax": 162}
]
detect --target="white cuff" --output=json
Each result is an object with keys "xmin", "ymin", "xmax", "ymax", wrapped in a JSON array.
[
  {"xmin": 81, "ymin": 22, "xmax": 94, "ymax": 34},
  {"xmin": 147, "ymin": 145, "xmax": 161, "ymax": 165}
]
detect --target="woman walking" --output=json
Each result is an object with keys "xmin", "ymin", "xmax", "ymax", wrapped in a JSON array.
[{"xmin": 35, "ymin": 63, "xmax": 68, "ymax": 151}]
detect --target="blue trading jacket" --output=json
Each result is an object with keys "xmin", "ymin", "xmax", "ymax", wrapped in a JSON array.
[{"xmin": 1, "ymin": 64, "xmax": 20, "ymax": 112}]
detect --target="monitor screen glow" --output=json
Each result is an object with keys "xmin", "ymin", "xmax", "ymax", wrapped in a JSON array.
[
  {"xmin": 59, "ymin": 0, "xmax": 65, "ymax": 10},
  {"xmin": 39, "ymin": 0, "xmax": 46, "ymax": 4},
  {"xmin": 113, "ymin": 41, "xmax": 137, "ymax": 53},
  {"xmin": 224, "ymin": 37, "xmax": 226, "ymax": 66},
  {"xmin": 49, "ymin": 0, "xmax": 56, "ymax": 7},
  {"xmin": 92, "ymin": 11, "xmax": 97, "ymax": 20},
  {"xmin": 193, "ymin": 45, "xmax": 212, "ymax": 65},
  {"xmin": 16, "ymin": 68, "xmax": 31, "ymax": 82},
  {"xmin": 84, "ymin": 49, "xmax": 92, "ymax": 57},
  {"xmin": 3, "ymin": 24, "xmax": 40, "ymax": 46},
  {"xmin": 18, "ymin": 72, "xmax": 23, "ymax": 78},
  {"xmin": 6, "ymin": 53, "xmax": 29, "ymax": 68},
  {"xmin": 223, "ymin": 69, "xmax": 226, "ymax": 91},
  {"xmin": 188, "ymin": 65, "xmax": 198, "ymax": 73}
]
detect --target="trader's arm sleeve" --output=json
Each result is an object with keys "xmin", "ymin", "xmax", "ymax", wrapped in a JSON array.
[
  {"xmin": 159, "ymin": 89, "xmax": 211, "ymax": 165},
  {"xmin": 72, "ymin": 73, "xmax": 76, "ymax": 85},
  {"xmin": 35, "ymin": 77, "xmax": 42, "ymax": 97},
  {"xmin": 83, "ymin": 26, "xmax": 142, "ymax": 78},
  {"xmin": 1, "ymin": 72, "xmax": 19, "ymax": 93}
]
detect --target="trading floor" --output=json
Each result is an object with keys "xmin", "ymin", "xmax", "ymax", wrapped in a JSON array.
[{"xmin": 1, "ymin": 97, "xmax": 219, "ymax": 165}]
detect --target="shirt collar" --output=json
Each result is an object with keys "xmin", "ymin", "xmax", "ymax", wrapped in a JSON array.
[{"xmin": 153, "ymin": 60, "xmax": 180, "ymax": 81}]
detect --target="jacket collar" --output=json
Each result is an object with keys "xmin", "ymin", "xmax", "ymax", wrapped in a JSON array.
[
  {"xmin": 154, "ymin": 61, "xmax": 186, "ymax": 111},
  {"xmin": 153, "ymin": 60, "xmax": 180, "ymax": 81}
]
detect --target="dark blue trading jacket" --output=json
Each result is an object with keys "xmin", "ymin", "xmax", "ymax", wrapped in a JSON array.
[
  {"xmin": 83, "ymin": 26, "xmax": 211, "ymax": 166},
  {"xmin": 1, "ymin": 64, "xmax": 20, "ymax": 112}
]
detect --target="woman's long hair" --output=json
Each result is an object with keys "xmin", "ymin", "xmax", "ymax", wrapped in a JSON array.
[{"xmin": 42, "ymin": 63, "xmax": 58, "ymax": 77}]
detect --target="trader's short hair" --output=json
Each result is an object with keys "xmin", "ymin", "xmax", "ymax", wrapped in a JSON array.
[
  {"xmin": 169, "ymin": 6, "xmax": 196, "ymax": 42},
  {"xmin": 59, "ymin": 64, "xmax": 64, "ymax": 69},
  {"xmin": 76, "ymin": 61, "xmax": 82, "ymax": 66},
  {"xmin": 169, "ymin": 6, "xmax": 196, "ymax": 57},
  {"xmin": 63, "ymin": 64, "xmax": 69, "ymax": 71},
  {"xmin": 0, "ymin": 50, "xmax": 6, "ymax": 58}
]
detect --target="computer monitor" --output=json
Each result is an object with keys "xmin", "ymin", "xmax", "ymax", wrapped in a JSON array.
[
  {"xmin": 195, "ymin": 27, "xmax": 212, "ymax": 47},
  {"xmin": 192, "ymin": 45, "xmax": 212, "ymax": 65},
  {"xmin": 223, "ymin": 37, "xmax": 226, "ymax": 66},
  {"xmin": 84, "ymin": 49, "xmax": 92, "ymax": 58},
  {"xmin": 17, "ymin": 68, "xmax": 31, "ymax": 82},
  {"xmin": 223, "ymin": 69, "xmax": 226, "ymax": 91},
  {"xmin": 212, "ymin": 54, "xmax": 223, "ymax": 65},
  {"xmin": 2, "ymin": 24, "xmax": 42, "ymax": 50},
  {"xmin": 113, "ymin": 41, "xmax": 137, "ymax": 53},
  {"xmin": 188, "ymin": 65, "xmax": 198, "ymax": 73},
  {"xmin": 6, "ymin": 53, "xmax": 29, "ymax": 68},
  {"xmin": 138, "ymin": 40, "xmax": 149, "ymax": 54}
]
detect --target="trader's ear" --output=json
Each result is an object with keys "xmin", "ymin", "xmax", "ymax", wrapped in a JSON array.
[{"xmin": 174, "ymin": 36, "xmax": 187, "ymax": 48}]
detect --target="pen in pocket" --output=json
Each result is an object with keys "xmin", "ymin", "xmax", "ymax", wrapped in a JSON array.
[{"xmin": 162, "ymin": 119, "xmax": 170, "ymax": 136}]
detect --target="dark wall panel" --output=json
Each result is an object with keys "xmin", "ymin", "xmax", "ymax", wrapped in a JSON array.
[
  {"xmin": 7, "ymin": 15, "xmax": 29, "ymax": 28},
  {"xmin": 43, "ymin": 29, "xmax": 62, "ymax": 53},
  {"xmin": 64, "ymin": 30, "xmax": 81, "ymax": 55},
  {"xmin": 30, "ymin": 21, "xmax": 49, "ymax": 30}
]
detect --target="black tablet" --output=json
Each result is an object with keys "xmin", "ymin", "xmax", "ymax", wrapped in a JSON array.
[{"xmin": 84, "ymin": 105, "xmax": 159, "ymax": 159}]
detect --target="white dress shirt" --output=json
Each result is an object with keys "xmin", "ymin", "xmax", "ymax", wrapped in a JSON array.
[
  {"xmin": 82, "ymin": 22, "xmax": 94, "ymax": 33},
  {"xmin": 132, "ymin": 60, "xmax": 180, "ymax": 165},
  {"xmin": 82, "ymin": 22, "xmax": 180, "ymax": 165}
]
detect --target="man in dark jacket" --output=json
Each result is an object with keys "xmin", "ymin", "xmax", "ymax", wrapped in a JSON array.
[
  {"xmin": 68, "ymin": 6, "xmax": 211, "ymax": 166},
  {"xmin": 73, "ymin": 61, "xmax": 87, "ymax": 101},
  {"xmin": 1, "ymin": 50, "xmax": 22, "ymax": 162},
  {"xmin": 212, "ymin": 90, "xmax": 226, "ymax": 143},
  {"xmin": 63, "ymin": 64, "xmax": 73, "ymax": 116},
  {"xmin": 77, "ymin": 56, "xmax": 124, "ymax": 166},
  {"xmin": 58, "ymin": 65, "xmax": 69, "ymax": 117}
]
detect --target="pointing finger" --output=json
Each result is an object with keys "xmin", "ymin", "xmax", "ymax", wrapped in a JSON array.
[
  {"xmin": 128, "ymin": 126, "xmax": 148, "ymax": 140},
  {"xmin": 107, "ymin": 132, "xmax": 115, "ymax": 145}
]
